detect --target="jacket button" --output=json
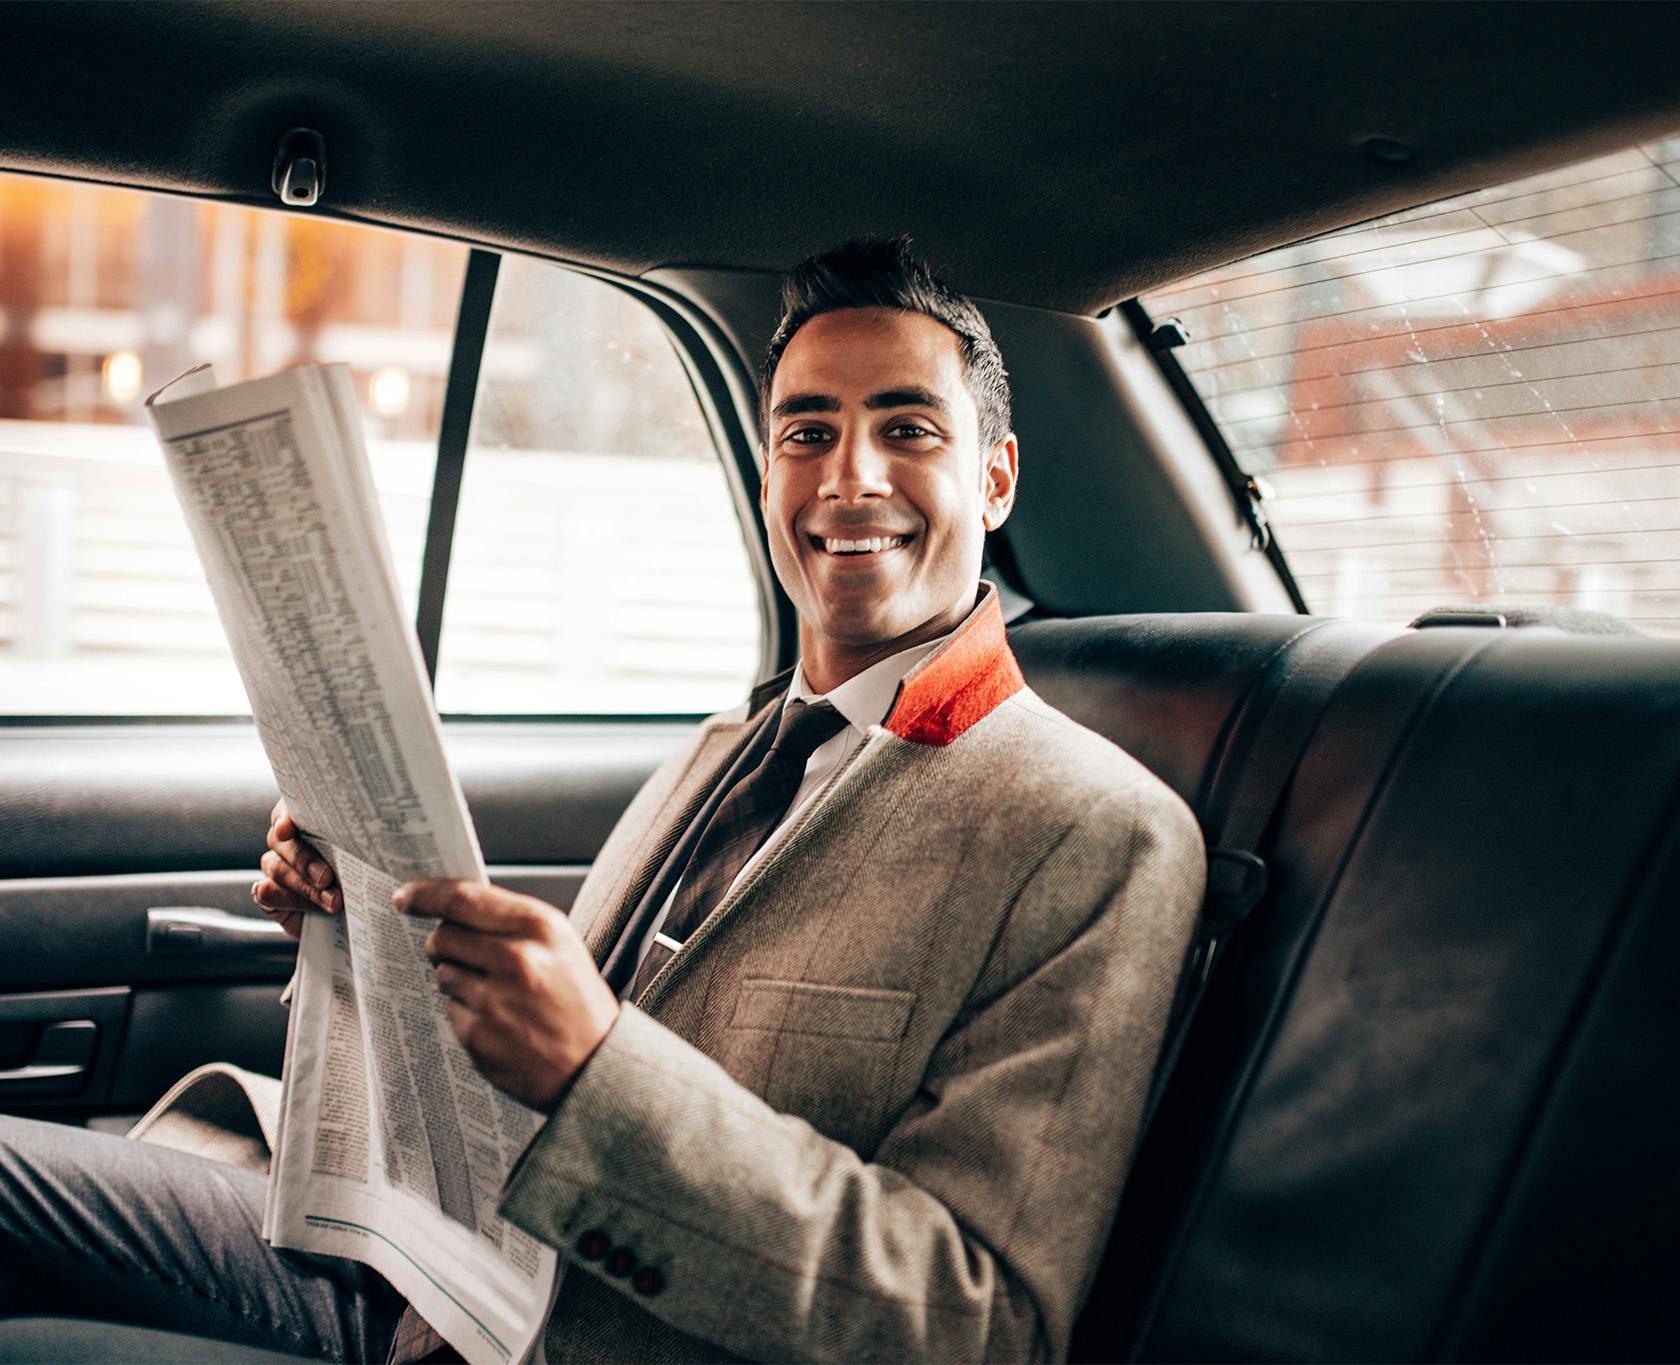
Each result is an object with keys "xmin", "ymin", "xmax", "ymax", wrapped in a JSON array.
[
  {"xmin": 631, "ymin": 1266, "xmax": 665, "ymax": 1297},
  {"xmin": 575, "ymin": 1229, "xmax": 610, "ymax": 1261},
  {"xmin": 604, "ymin": 1247, "xmax": 638, "ymax": 1278}
]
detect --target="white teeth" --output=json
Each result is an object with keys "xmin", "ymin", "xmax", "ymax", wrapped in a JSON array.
[{"xmin": 820, "ymin": 535, "xmax": 908, "ymax": 554}]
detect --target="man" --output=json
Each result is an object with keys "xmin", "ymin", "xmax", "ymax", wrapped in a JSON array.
[{"xmin": 0, "ymin": 240, "xmax": 1204, "ymax": 1362}]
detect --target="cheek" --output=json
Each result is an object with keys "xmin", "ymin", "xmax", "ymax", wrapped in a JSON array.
[
  {"xmin": 765, "ymin": 462, "xmax": 812, "ymax": 518},
  {"xmin": 911, "ymin": 482, "xmax": 987, "ymax": 581},
  {"xmin": 761, "ymin": 478, "xmax": 813, "ymax": 588},
  {"xmin": 769, "ymin": 506, "xmax": 807, "ymax": 565},
  {"xmin": 917, "ymin": 472, "xmax": 983, "ymax": 537},
  {"xmin": 760, "ymin": 478, "xmax": 796, "ymax": 544}
]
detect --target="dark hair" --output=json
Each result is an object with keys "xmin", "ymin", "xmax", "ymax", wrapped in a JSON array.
[{"xmin": 759, "ymin": 237, "xmax": 1013, "ymax": 448}]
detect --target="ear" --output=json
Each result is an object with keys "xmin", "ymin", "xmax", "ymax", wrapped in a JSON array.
[
  {"xmin": 758, "ymin": 445, "xmax": 769, "ymax": 518},
  {"xmin": 980, "ymin": 433, "xmax": 1019, "ymax": 532}
]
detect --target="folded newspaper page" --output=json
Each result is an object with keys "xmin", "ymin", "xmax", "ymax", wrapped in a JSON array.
[{"xmin": 147, "ymin": 363, "xmax": 558, "ymax": 1365}]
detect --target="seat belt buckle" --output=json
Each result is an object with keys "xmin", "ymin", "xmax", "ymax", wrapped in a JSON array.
[{"xmin": 1204, "ymin": 847, "xmax": 1269, "ymax": 924}]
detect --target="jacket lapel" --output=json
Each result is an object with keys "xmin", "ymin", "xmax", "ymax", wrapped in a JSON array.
[
  {"xmin": 630, "ymin": 583, "xmax": 1026, "ymax": 1014},
  {"xmin": 582, "ymin": 676, "xmax": 789, "ymax": 967},
  {"xmin": 634, "ymin": 724, "xmax": 892, "ymax": 1015}
]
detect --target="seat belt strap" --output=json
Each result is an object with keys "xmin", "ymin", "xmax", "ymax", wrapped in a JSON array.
[{"xmin": 1142, "ymin": 623, "xmax": 1364, "ymax": 1130}]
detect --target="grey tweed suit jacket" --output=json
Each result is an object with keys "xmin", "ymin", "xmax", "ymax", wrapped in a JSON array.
[{"xmin": 497, "ymin": 587, "xmax": 1206, "ymax": 1362}]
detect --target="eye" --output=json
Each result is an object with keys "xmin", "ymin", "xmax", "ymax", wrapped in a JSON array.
[
  {"xmin": 782, "ymin": 425, "xmax": 831, "ymax": 447},
  {"xmin": 885, "ymin": 421, "xmax": 934, "ymax": 440}
]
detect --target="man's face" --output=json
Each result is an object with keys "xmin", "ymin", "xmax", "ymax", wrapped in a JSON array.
[{"xmin": 761, "ymin": 307, "xmax": 1017, "ymax": 688}]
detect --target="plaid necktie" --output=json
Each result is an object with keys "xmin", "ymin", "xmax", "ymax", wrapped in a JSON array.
[
  {"xmin": 626, "ymin": 699, "xmax": 848, "ymax": 1003},
  {"xmin": 385, "ymin": 1307, "xmax": 455, "ymax": 1364}
]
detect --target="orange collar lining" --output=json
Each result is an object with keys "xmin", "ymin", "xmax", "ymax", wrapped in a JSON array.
[{"xmin": 883, "ymin": 590, "xmax": 1025, "ymax": 746}]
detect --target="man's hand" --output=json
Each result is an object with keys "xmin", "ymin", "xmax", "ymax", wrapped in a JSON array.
[
  {"xmin": 395, "ymin": 880, "xmax": 621, "ymax": 1113},
  {"xmin": 253, "ymin": 799, "xmax": 341, "ymax": 941}
]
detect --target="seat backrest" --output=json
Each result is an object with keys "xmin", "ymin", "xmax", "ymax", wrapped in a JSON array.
[
  {"xmin": 1012, "ymin": 615, "xmax": 1680, "ymax": 1363},
  {"xmin": 1009, "ymin": 613, "xmax": 1390, "ymax": 818}
]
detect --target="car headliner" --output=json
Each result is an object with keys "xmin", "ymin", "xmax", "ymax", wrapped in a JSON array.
[{"xmin": 4, "ymin": 1, "xmax": 1680, "ymax": 313}]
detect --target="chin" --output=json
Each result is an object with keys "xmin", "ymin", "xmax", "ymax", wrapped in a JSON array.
[
  {"xmin": 811, "ymin": 600, "xmax": 911, "ymax": 644},
  {"xmin": 822, "ymin": 610, "xmax": 903, "ymax": 644}
]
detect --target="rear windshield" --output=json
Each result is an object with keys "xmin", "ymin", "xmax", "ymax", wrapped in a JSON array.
[{"xmin": 1144, "ymin": 132, "xmax": 1680, "ymax": 636}]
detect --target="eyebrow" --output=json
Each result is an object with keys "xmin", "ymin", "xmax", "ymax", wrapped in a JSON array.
[
  {"xmin": 770, "ymin": 388, "xmax": 950, "ymax": 420},
  {"xmin": 770, "ymin": 393, "xmax": 839, "ymax": 419},
  {"xmin": 865, "ymin": 387, "xmax": 949, "ymax": 413}
]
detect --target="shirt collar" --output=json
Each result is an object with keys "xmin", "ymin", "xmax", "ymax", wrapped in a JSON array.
[
  {"xmin": 786, "ymin": 633, "xmax": 948, "ymax": 733},
  {"xmin": 882, "ymin": 582, "xmax": 1024, "ymax": 745},
  {"xmin": 747, "ymin": 582, "xmax": 1024, "ymax": 747}
]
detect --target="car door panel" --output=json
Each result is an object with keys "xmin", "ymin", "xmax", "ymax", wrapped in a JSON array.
[
  {"xmin": 0, "ymin": 723, "xmax": 690, "ymax": 878},
  {"xmin": 0, "ymin": 721, "xmax": 690, "ymax": 1120}
]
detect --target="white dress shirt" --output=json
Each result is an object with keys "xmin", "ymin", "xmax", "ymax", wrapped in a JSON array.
[{"xmin": 627, "ymin": 632, "xmax": 950, "ymax": 983}]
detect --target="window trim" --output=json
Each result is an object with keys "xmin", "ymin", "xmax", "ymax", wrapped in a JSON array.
[
  {"xmin": 1119, "ymin": 298, "xmax": 1307, "ymax": 614},
  {"xmin": 597, "ymin": 275, "xmax": 790, "ymax": 688},
  {"xmin": 415, "ymin": 248, "xmax": 500, "ymax": 685},
  {"xmin": 423, "ymin": 253, "xmax": 787, "ymax": 721}
]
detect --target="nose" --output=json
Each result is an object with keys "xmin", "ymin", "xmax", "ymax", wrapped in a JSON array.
[{"xmin": 816, "ymin": 427, "xmax": 893, "ymax": 503}]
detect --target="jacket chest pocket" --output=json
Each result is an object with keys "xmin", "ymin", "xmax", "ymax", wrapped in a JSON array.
[{"xmin": 721, "ymin": 979, "xmax": 917, "ymax": 1154}]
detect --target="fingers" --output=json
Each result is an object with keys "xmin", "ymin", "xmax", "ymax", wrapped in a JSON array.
[
  {"xmin": 438, "ymin": 978, "xmax": 535, "ymax": 1105},
  {"xmin": 266, "ymin": 803, "xmax": 338, "ymax": 905},
  {"xmin": 411, "ymin": 879, "xmax": 614, "ymax": 1113},
  {"xmin": 263, "ymin": 810, "xmax": 339, "ymax": 910},
  {"xmin": 252, "ymin": 870, "xmax": 313, "ymax": 916},
  {"xmin": 394, "ymin": 880, "xmax": 551, "ymax": 935},
  {"xmin": 260, "ymin": 848, "xmax": 339, "ymax": 914},
  {"xmin": 444, "ymin": 996, "xmax": 483, "ymax": 1062},
  {"xmin": 433, "ymin": 960, "xmax": 487, "ymax": 1010},
  {"xmin": 446, "ymin": 993, "xmax": 473, "ymax": 1031},
  {"xmin": 424, "ymin": 921, "xmax": 510, "ymax": 973},
  {"xmin": 251, "ymin": 877, "xmax": 306, "ymax": 941},
  {"xmin": 270, "ymin": 831, "xmax": 337, "ymax": 901},
  {"xmin": 256, "ymin": 800, "xmax": 333, "ymax": 944}
]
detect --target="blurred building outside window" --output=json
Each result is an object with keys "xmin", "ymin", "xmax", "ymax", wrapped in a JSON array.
[
  {"xmin": 1146, "ymin": 132, "xmax": 1680, "ymax": 636},
  {"xmin": 0, "ymin": 175, "xmax": 761, "ymax": 715}
]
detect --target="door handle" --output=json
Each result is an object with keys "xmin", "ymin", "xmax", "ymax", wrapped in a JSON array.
[
  {"xmin": 147, "ymin": 907, "xmax": 296, "ymax": 965},
  {"xmin": 0, "ymin": 1064, "xmax": 85, "ymax": 1082},
  {"xmin": 0, "ymin": 1019, "xmax": 97, "ymax": 1094},
  {"xmin": 0, "ymin": 988, "xmax": 128, "ymax": 1108}
]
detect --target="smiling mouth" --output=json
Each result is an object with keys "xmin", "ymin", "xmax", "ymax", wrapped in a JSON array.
[{"xmin": 809, "ymin": 534, "xmax": 913, "ymax": 557}]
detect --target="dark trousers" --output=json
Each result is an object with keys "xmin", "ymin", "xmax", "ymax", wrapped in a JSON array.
[{"xmin": 0, "ymin": 1113, "xmax": 404, "ymax": 1362}]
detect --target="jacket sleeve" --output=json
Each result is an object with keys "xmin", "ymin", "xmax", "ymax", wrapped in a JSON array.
[{"xmin": 497, "ymin": 785, "xmax": 1205, "ymax": 1362}]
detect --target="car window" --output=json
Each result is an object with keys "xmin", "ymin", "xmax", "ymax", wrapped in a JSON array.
[
  {"xmin": 1143, "ymin": 131, "xmax": 1680, "ymax": 634},
  {"xmin": 0, "ymin": 174, "xmax": 464, "ymax": 714},
  {"xmin": 0, "ymin": 177, "xmax": 766, "ymax": 719},
  {"xmin": 434, "ymin": 257, "xmax": 762, "ymax": 715}
]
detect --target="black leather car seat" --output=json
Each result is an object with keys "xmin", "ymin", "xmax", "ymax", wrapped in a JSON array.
[{"xmin": 1013, "ymin": 615, "xmax": 1680, "ymax": 1362}]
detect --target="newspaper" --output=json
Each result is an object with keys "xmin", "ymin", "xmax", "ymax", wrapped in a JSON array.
[{"xmin": 147, "ymin": 363, "xmax": 558, "ymax": 1365}]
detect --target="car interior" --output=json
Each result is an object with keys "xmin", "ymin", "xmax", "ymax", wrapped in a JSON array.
[{"xmin": 1, "ymin": 2, "xmax": 1678, "ymax": 1360}]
